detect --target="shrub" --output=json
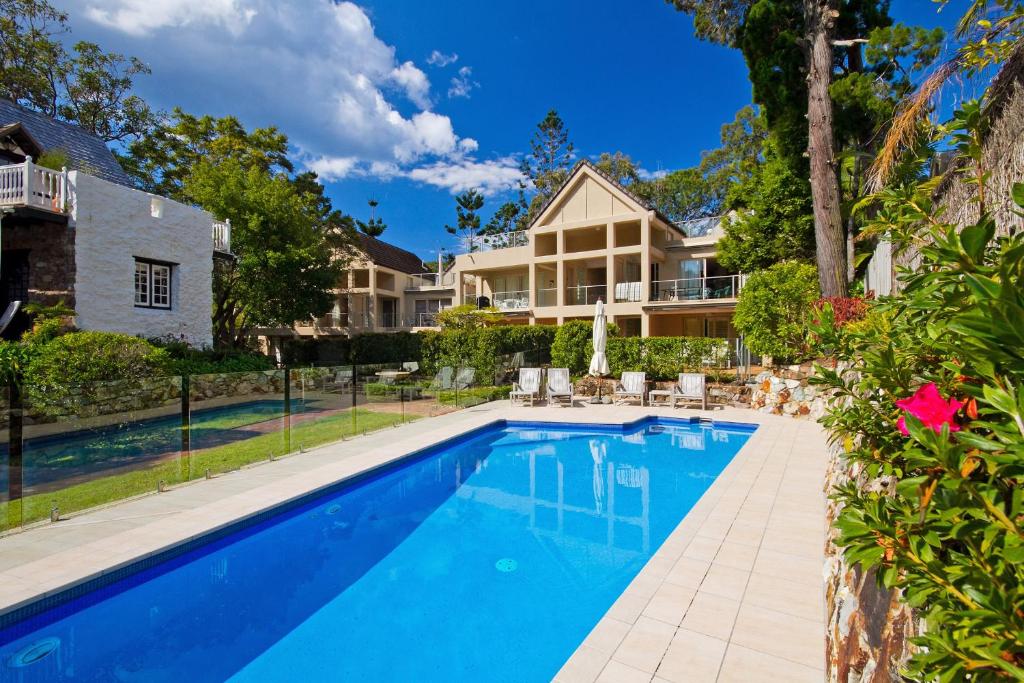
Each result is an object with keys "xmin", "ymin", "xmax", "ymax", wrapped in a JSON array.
[
  {"xmin": 24, "ymin": 332, "xmax": 170, "ymax": 408},
  {"xmin": 151, "ymin": 339, "xmax": 275, "ymax": 375},
  {"xmin": 810, "ymin": 120, "xmax": 1024, "ymax": 680},
  {"xmin": 733, "ymin": 261, "xmax": 819, "ymax": 362},
  {"xmin": 814, "ymin": 296, "xmax": 870, "ymax": 327},
  {"xmin": 606, "ymin": 336, "xmax": 732, "ymax": 379},
  {"xmin": 420, "ymin": 325, "xmax": 556, "ymax": 382},
  {"xmin": 350, "ymin": 331, "xmax": 421, "ymax": 365},
  {"xmin": 551, "ymin": 321, "xmax": 594, "ymax": 375}
]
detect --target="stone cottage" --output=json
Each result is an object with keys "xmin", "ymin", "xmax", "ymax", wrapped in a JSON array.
[{"xmin": 0, "ymin": 99, "xmax": 225, "ymax": 346}]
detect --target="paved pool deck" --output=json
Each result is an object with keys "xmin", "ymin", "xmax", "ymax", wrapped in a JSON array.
[{"xmin": 0, "ymin": 402, "xmax": 828, "ymax": 682}]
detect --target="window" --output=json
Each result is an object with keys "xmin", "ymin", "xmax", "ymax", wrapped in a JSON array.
[{"xmin": 134, "ymin": 258, "xmax": 173, "ymax": 309}]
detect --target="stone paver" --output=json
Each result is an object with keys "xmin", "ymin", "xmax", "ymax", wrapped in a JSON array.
[{"xmin": 0, "ymin": 402, "xmax": 828, "ymax": 682}]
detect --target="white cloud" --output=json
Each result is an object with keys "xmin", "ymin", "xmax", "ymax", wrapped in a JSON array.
[
  {"xmin": 407, "ymin": 157, "xmax": 523, "ymax": 196},
  {"xmin": 84, "ymin": 0, "xmax": 256, "ymax": 36},
  {"xmin": 426, "ymin": 50, "xmax": 458, "ymax": 67},
  {"xmin": 70, "ymin": 0, "xmax": 485, "ymax": 179},
  {"xmin": 390, "ymin": 61, "xmax": 431, "ymax": 110},
  {"xmin": 448, "ymin": 66, "xmax": 479, "ymax": 99},
  {"xmin": 638, "ymin": 167, "xmax": 668, "ymax": 180},
  {"xmin": 307, "ymin": 155, "xmax": 359, "ymax": 182}
]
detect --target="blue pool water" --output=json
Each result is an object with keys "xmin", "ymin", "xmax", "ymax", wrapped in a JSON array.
[{"xmin": 0, "ymin": 417, "xmax": 753, "ymax": 682}]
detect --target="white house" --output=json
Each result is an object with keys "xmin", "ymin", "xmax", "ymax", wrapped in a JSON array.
[{"xmin": 0, "ymin": 99, "xmax": 224, "ymax": 346}]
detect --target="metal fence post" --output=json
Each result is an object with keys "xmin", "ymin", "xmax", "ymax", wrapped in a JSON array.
[
  {"xmin": 180, "ymin": 374, "xmax": 190, "ymax": 480},
  {"xmin": 351, "ymin": 363, "xmax": 358, "ymax": 433},
  {"xmin": 283, "ymin": 367, "xmax": 292, "ymax": 454},
  {"xmin": 7, "ymin": 382, "xmax": 23, "ymax": 529}
]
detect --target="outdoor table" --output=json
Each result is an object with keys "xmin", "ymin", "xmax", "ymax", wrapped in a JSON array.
[{"xmin": 648, "ymin": 389, "xmax": 675, "ymax": 407}]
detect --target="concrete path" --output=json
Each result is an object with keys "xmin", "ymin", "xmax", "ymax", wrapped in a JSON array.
[{"xmin": 0, "ymin": 402, "xmax": 828, "ymax": 682}]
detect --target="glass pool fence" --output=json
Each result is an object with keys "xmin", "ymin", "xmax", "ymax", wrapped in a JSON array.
[{"xmin": 0, "ymin": 362, "xmax": 495, "ymax": 532}]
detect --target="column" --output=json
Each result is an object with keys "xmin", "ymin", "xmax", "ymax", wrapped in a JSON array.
[
  {"xmin": 640, "ymin": 214, "xmax": 651, "ymax": 306},
  {"xmin": 605, "ymin": 221, "xmax": 615, "ymax": 305}
]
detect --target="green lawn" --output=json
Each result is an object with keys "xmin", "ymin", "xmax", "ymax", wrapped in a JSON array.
[{"xmin": 2, "ymin": 408, "xmax": 411, "ymax": 530}]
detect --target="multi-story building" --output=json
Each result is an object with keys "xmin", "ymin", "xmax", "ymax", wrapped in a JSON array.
[
  {"xmin": 0, "ymin": 99, "xmax": 224, "ymax": 346},
  {"xmin": 449, "ymin": 160, "xmax": 743, "ymax": 338},
  {"xmin": 285, "ymin": 234, "xmax": 458, "ymax": 339}
]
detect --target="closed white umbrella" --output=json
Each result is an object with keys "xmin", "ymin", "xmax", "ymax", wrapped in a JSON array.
[{"xmin": 588, "ymin": 299, "xmax": 609, "ymax": 376}]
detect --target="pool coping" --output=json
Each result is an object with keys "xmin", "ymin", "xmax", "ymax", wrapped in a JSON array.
[{"xmin": 0, "ymin": 403, "xmax": 827, "ymax": 682}]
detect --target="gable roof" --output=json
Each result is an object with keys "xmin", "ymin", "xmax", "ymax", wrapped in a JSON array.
[
  {"xmin": 357, "ymin": 234, "xmax": 425, "ymax": 274},
  {"xmin": 529, "ymin": 159, "xmax": 685, "ymax": 235},
  {"xmin": 0, "ymin": 99, "xmax": 133, "ymax": 186}
]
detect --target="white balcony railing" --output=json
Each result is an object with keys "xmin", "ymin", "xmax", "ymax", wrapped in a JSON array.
[
  {"xmin": 409, "ymin": 312, "xmax": 441, "ymax": 327},
  {"xmin": 536, "ymin": 288, "xmax": 557, "ymax": 307},
  {"xmin": 566, "ymin": 284, "xmax": 607, "ymax": 306},
  {"xmin": 481, "ymin": 230, "xmax": 528, "ymax": 250},
  {"xmin": 650, "ymin": 275, "xmax": 742, "ymax": 302},
  {"xmin": 407, "ymin": 271, "xmax": 455, "ymax": 289},
  {"xmin": 492, "ymin": 290, "xmax": 530, "ymax": 311},
  {"xmin": 0, "ymin": 159, "xmax": 68, "ymax": 213},
  {"xmin": 212, "ymin": 219, "xmax": 232, "ymax": 253}
]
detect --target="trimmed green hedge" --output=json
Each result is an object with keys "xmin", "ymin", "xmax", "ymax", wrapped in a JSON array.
[
  {"xmin": 419, "ymin": 325, "xmax": 556, "ymax": 382},
  {"xmin": 153, "ymin": 340, "xmax": 275, "ymax": 375},
  {"xmin": 606, "ymin": 336, "xmax": 732, "ymax": 380},
  {"xmin": 282, "ymin": 331, "xmax": 422, "ymax": 367}
]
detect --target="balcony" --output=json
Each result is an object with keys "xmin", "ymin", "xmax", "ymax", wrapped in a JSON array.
[
  {"xmin": 492, "ymin": 290, "xmax": 530, "ymax": 311},
  {"xmin": 212, "ymin": 219, "xmax": 232, "ymax": 253},
  {"xmin": 0, "ymin": 160, "xmax": 67, "ymax": 214},
  {"xmin": 650, "ymin": 275, "xmax": 742, "ymax": 303},
  {"xmin": 481, "ymin": 230, "xmax": 528, "ymax": 250},
  {"xmin": 406, "ymin": 271, "xmax": 455, "ymax": 290},
  {"xmin": 536, "ymin": 288, "xmax": 557, "ymax": 307},
  {"xmin": 408, "ymin": 312, "xmax": 441, "ymax": 327},
  {"xmin": 566, "ymin": 284, "xmax": 607, "ymax": 306}
]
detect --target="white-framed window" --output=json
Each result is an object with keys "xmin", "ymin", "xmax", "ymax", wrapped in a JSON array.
[{"xmin": 134, "ymin": 258, "xmax": 173, "ymax": 309}]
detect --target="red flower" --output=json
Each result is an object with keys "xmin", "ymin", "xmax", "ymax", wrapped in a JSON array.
[{"xmin": 896, "ymin": 383, "xmax": 962, "ymax": 436}]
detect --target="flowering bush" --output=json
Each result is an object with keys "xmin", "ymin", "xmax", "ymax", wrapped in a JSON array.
[
  {"xmin": 810, "ymin": 163, "xmax": 1024, "ymax": 678},
  {"xmin": 814, "ymin": 295, "xmax": 870, "ymax": 326}
]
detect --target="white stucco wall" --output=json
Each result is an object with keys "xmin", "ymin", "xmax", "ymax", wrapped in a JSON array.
[{"xmin": 68, "ymin": 171, "xmax": 214, "ymax": 346}]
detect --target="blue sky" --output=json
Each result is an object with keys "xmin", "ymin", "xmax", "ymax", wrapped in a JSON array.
[{"xmin": 54, "ymin": 0, "xmax": 957, "ymax": 262}]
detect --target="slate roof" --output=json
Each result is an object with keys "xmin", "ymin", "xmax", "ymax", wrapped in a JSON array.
[
  {"xmin": 528, "ymin": 158, "xmax": 686, "ymax": 236},
  {"xmin": 0, "ymin": 99, "xmax": 133, "ymax": 186},
  {"xmin": 357, "ymin": 234, "xmax": 425, "ymax": 274}
]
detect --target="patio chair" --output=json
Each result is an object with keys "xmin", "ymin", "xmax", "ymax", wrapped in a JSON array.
[
  {"xmin": 402, "ymin": 361, "xmax": 420, "ymax": 374},
  {"xmin": 455, "ymin": 367, "xmax": 476, "ymax": 390},
  {"xmin": 672, "ymin": 372, "xmax": 707, "ymax": 410},
  {"xmin": 546, "ymin": 368, "xmax": 574, "ymax": 407},
  {"xmin": 430, "ymin": 366, "xmax": 455, "ymax": 391},
  {"xmin": 614, "ymin": 372, "xmax": 646, "ymax": 406},
  {"xmin": 323, "ymin": 368, "xmax": 353, "ymax": 393},
  {"xmin": 510, "ymin": 367, "xmax": 542, "ymax": 406}
]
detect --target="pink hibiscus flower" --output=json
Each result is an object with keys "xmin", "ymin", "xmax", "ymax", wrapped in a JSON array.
[{"xmin": 896, "ymin": 383, "xmax": 962, "ymax": 436}]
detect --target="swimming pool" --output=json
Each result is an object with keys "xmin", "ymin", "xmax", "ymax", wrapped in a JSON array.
[{"xmin": 0, "ymin": 417, "xmax": 754, "ymax": 682}]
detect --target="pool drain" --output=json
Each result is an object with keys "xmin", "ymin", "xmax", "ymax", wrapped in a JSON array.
[
  {"xmin": 495, "ymin": 558, "xmax": 518, "ymax": 573},
  {"xmin": 7, "ymin": 637, "xmax": 59, "ymax": 668},
  {"xmin": 326, "ymin": 504, "xmax": 342, "ymax": 516}
]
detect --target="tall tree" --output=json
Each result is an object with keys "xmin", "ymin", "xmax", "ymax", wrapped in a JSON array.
[
  {"xmin": 357, "ymin": 198, "xmax": 387, "ymax": 237},
  {"xmin": 484, "ymin": 200, "xmax": 523, "ymax": 235},
  {"xmin": 804, "ymin": 0, "xmax": 846, "ymax": 295},
  {"xmin": 1, "ymin": 0, "xmax": 155, "ymax": 143},
  {"xmin": 119, "ymin": 108, "xmax": 292, "ymax": 199},
  {"xmin": 185, "ymin": 160, "xmax": 345, "ymax": 348},
  {"xmin": 519, "ymin": 110, "xmax": 575, "ymax": 224},
  {"xmin": 445, "ymin": 189, "xmax": 486, "ymax": 251}
]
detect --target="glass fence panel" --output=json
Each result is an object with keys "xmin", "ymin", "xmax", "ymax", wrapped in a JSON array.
[
  {"xmin": 289, "ymin": 365, "xmax": 360, "ymax": 453},
  {"xmin": 19, "ymin": 376, "xmax": 184, "ymax": 526},
  {"xmin": 352, "ymin": 363, "xmax": 412, "ymax": 434},
  {"xmin": 188, "ymin": 369, "xmax": 287, "ymax": 478},
  {"xmin": 0, "ymin": 385, "xmax": 14, "ymax": 530}
]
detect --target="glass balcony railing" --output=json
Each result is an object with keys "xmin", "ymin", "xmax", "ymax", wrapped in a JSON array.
[
  {"xmin": 650, "ymin": 275, "xmax": 742, "ymax": 302},
  {"xmin": 565, "ymin": 284, "xmax": 607, "ymax": 306}
]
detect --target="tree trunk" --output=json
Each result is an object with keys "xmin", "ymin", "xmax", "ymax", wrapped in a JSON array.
[{"xmin": 804, "ymin": 0, "xmax": 848, "ymax": 297}]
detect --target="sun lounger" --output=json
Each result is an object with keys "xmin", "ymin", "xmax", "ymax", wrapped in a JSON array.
[
  {"xmin": 510, "ymin": 367, "xmax": 542, "ymax": 406},
  {"xmin": 614, "ymin": 372, "xmax": 646, "ymax": 406},
  {"xmin": 546, "ymin": 368, "xmax": 574, "ymax": 407}
]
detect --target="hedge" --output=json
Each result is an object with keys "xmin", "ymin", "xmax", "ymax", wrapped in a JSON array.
[
  {"xmin": 419, "ymin": 325, "xmax": 556, "ymax": 383},
  {"xmin": 281, "ymin": 331, "xmax": 422, "ymax": 367},
  {"xmin": 605, "ymin": 336, "xmax": 732, "ymax": 380}
]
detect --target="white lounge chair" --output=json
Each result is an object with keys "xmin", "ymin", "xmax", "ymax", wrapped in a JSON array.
[
  {"xmin": 323, "ymin": 368, "xmax": 353, "ymax": 392},
  {"xmin": 455, "ymin": 367, "xmax": 476, "ymax": 390},
  {"xmin": 614, "ymin": 372, "xmax": 646, "ymax": 406},
  {"xmin": 546, "ymin": 368, "xmax": 574, "ymax": 407},
  {"xmin": 510, "ymin": 368, "xmax": 542, "ymax": 406},
  {"xmin": 673, "ymin": 372, "xmax": 707, "ymax": 410},
  {"xmin": 430, "ymin": 366, "xmax": 455, "ymax": 391}
]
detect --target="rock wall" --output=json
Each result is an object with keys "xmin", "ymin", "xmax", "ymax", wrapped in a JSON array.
[
  {"xmin": 748, "ymin": 370, "xmax": 827, "ymax": 419},
  {"xmin": 825, "ymin": 443, "xmax": 920, "ymax": 682}
]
